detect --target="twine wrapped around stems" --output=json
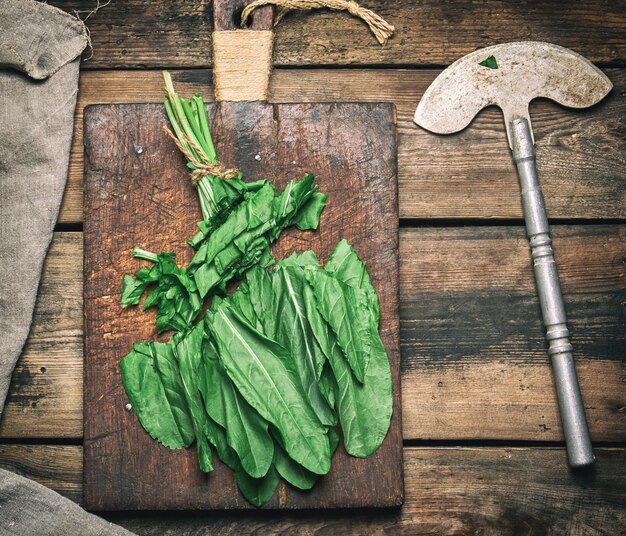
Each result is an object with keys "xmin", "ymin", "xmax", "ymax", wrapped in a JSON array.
[
  {"xmin": 240, "ymin": 0, "xmax": 395, "ymax": 45},
  {"xmin": 163, "ymin": 126, "xmax": 241, "ymax": 183}
]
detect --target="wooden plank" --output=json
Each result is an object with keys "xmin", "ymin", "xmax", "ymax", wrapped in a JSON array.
[
  {"xmin": 400, "ymin": 224, "xmax": 626, "ymax": 441},
  {"xmin": 1, "ymin": 445, "xmax": 625, "ymax": 534},
  {"xmin": 403, "ymin": 360, "xmax": 625, "ymax": 442},
  {"xmin": 0, "ymin": 233, "xmax": 83, "ymax": 439},
  {"xmin": 49, "ymin": 1, "xmax": 626, "ymax": 68},
  {"xmin": 60, "ymin": 68, "xmax": 626, "ymax": 224},
  {"xmin": 1, "ymin": 226, "xmax": 623, "ymax": 442},
  {"xmin": 0, "ymin": 445, "xmax": 82, "ymax": 503},
  {"xmin": 400, "ymin": 226, "xmax": 625, "ymax": 366},
  {"xmin": 82, "ymin": 102, "xmax": 402, "ymax": 510}
]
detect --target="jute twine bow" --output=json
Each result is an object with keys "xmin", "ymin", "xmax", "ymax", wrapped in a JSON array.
[
  {"xmin": 163, "ymin": 127, "xmax": 240, "ymax": 183},
  {"xmin": 240, "ymin": 0, "xmax": 395, "ymax": 45}
]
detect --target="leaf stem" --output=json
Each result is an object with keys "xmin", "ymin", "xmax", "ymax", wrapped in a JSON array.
[
  {"xmin": 133, "ymin": 247, "xmax": 159, "ymax": 263},
  {"xmin": 192, "ymin": 94, "xmax": 217, "ymax": 162}
]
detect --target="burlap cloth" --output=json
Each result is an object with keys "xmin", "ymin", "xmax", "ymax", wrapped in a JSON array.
[{"xmin": 0, "ymin": 1, "xmax": 133, "ymax": 533}]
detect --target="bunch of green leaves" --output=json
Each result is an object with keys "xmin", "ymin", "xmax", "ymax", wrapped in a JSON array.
[
  {"xmin": 188, "ymin": 174, "xmax": 326, "ymax": 299},
  {"xmin": 121, "ymin": 176, "xmax": 326, "ymax": 333},
  {"xmin": 121, "ymin": 74, "xmax": 327, "ymax": 333},
  {"xmin": 120, "ymin": 240, "xmax": 393, "ymax": 506}
]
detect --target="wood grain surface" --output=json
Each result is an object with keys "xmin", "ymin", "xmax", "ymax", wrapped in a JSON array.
[
  {"xmin": 48, "ymin": 0, "xmax": 626, "ymax": 68},
  {"xmin": 2, "ymin": 226, "xmax": 623, "ymax": 442},
  {"xmin": 1, "ymin": 445, "xmax": 625, "ymax": 535},
  {"xmin": 82, "ymin": 102, "xmax": 402, "ymax": 510},
  {"xmin": 1, "ymin": 1, "xmax": 623, "ymax": 532},
  {"xmin": 0, "ymin": 445, "xmax": 83, "ymax": 504},
  {"xmin": 59, "ymin": 68, "xmax": 626, "ymax": 224},
  {"xmin": 0, "ymin": 234, "xmax": 83, "ymax": 439}
]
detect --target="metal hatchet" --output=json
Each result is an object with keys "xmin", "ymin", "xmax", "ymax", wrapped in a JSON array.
[{"xmin": 414, "ymin": 42, "xmax": 613, "ymax": 468}]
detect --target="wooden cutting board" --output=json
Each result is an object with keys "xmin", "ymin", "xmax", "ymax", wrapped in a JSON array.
[{"xmin": 83, "ymin": 100, "xmax": 402, "ymax": 510}]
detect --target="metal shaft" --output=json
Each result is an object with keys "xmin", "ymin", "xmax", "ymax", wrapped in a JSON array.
[{"xmin": 510, "ymin": 118, "xmax": 594, "ymax": 468}]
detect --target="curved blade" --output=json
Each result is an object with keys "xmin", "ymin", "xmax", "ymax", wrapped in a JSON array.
[{"xmin": 414, "ymin": 42, "xmax": 612, "ymax": 147}]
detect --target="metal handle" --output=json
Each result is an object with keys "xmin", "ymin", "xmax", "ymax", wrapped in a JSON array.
[{"xmin": 510, "ymin": 118, "xmax": 594, "ymax": 468}]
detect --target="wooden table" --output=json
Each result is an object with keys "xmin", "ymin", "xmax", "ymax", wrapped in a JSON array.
[{"xmin": 1, "ymin": 1, "xmax": 624, "ymax": 533}]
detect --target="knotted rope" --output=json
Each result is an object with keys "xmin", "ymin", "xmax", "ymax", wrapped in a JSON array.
[
  {"xmin": 163, "ymin": 127, "xmax": 240, "ymax": 183},
  {"xmin": 240, "ymin": 0, "xmax": 394, "ymax": 45}
]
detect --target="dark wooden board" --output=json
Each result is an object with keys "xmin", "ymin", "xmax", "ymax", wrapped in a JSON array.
[
  {"xmin": 50, "ymin": 0, "xmax": 626, "ymax": 68},
  {"xmin": 83, "ymin": 102, "xmax": 402, "ymax": 510}
]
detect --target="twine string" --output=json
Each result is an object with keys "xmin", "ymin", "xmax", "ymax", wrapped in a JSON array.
[
  {"xmin": 240, "ymin": 0, "xmax": 394, "ymax": 45},
  {"xmin": 163, "ymin": 127, "xmax": 241, "ymax": 183},
  {"xmin": 212, "ymin": 31, "xmax": 273, "ymax": 102}
]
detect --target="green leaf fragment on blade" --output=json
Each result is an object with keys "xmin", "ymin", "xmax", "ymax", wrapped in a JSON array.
[{"xmin": 479, "ymin": 55, "xmax": 498, "ymax": 69}]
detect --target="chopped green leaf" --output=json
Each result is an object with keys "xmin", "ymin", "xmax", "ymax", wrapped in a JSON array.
[{"xmin": 479, "ymin": 55, "xmax": 498, "ymax": 69}]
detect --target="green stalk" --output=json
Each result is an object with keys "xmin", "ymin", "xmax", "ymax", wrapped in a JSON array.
[
  {"xmin": 181, "ymin": 99, "xmax": 212, "ymax": 158},
  {"xmin": 164, "ymin": 100, "xmax": 195, "ymax": 157},
  {"xmin": 192, "ymin": 94, "xmax": 217, "ymax": 162},
  {"xmin": 162, "ymin": 70, "xmax": 236, "ymax": 224},
  {"xmin": 197, "ymin": 180, "xmax": 217, "ymax": 220},
  {"xmin": 133, "ymin": 247, "xmax": 159, "ymax": 263},
  {"xmin": 163, "ymin": 73, "xmax": 205, "ymax": 162}
]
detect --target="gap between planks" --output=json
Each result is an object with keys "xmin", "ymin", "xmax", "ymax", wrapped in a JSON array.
[
  {"xmin": 0, "ymin": 226, "xmax": 623, "ymax": 441},
  {"xmin": 58, "ymin": 68, "xmax": 626, "ymax": 224}
]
